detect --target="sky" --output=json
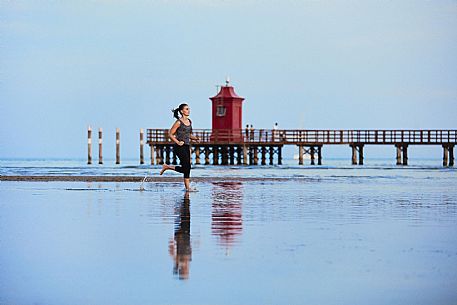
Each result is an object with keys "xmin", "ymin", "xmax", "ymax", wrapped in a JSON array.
[{"xmin": 1, "ymin": 0, "xmax": 456, "ymax": 159}]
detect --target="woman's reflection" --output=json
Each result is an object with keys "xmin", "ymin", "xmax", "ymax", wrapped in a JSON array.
[{"xmin": 169, "ymin": 191, "xmax": 191, "ymax": 280}]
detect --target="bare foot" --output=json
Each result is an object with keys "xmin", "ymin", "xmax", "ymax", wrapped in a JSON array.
[{"xmin": 159, "ymin": 164, "xmax": 168, "ymax": 175}]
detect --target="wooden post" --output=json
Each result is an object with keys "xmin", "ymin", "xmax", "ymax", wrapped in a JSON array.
[
  {"xmin": 261, "ymin": 146, "xmax": 266, "ymax": 165},
  {"xmin": 205, "ymin": 147, "xmax": 210, "ymax": 165},
  {"xmin": 236, "ymin": 146, "xmax": 242, "ymax": 165},
  {"xmin": 402, "ymin": 145, "xmax": 408, "ymax": 166},
  {"xmin": 156, "ymin": 145, "xmax": 162, "ymax": 165},
  {"xmin": 449, "ymin": 145, "xmax": 455, "ymax": 167},
  {"xmin": 165, "ymin": 146, "xmax": 171, "ymax": 164},
  {"xmin": 269, "ymin": 146, "xmax": 274, "ymax": 165},
  {"xmin": 278, "ymin": 146, "xmax": 283, "ymax": 165},
  {"xmin": 351, "ymin": 145, "xmax": 357, "ymax": 165},
  {"xmin": 298, "ymin": 145, "xmax": 304, "ymax": 165},
  {"xmin": 150, "ymin": 145, "xmax": 155, "ymax": 165},
  {"xmin": 213, "ymin": 146, "xmax": 219, "ymax": 165},
  {"xmin": 115, "ymin": 128, "xmax": 120, "ymax": 164},
  {"xmin": 317, "ymin": 146, "xmax": 322, "ymax": 165},
  {"xmin": 87, "ymin": 126, "xmax": 92, "ymax": 165},
  {"xmin": 396, "ymin": 145, "xmax": 402, "ymax": 165},
  {"xmin": 229, "ymin": 145, "xmax": 235, "ymax": 165},
  {"xmin": 243, "ymin": 145, "xmax": 248, "ymax": 165},
  {"xmin": 443, "ymin": 145, "xmax": 449, "ymax": 167},
  {"xmin": 253, "ymin": 146, "xmax": 258, "ymax": 165},
  {"xmin": 358, "ymin": 145, "xmax": 364, "ymax": 165},
  {"xmin": 310, "ymin": 146, "xmax": 315, "ymax": 165},
  {"xmin": 98, "ymin": 128, "xmax": 103, "ymax": 164},
  {"xmin": 195, "ymin": 147, "xmax": 201, "ymax": 165},
  {"xmin": 172, "ymin": 148, "xmax": 177, "ymax": 165},
  {"xmin": 139, "ymin": 128, "xmax": 144, "ymax": 164}
]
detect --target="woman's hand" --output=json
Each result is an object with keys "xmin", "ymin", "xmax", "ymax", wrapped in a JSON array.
[
  {"xmin": 193, "ymin": 137, "xmax": 200, "ymax": 143},
  {"xmin": 177, "ymin": 141, "xmax": 184, "ymax": 146}
]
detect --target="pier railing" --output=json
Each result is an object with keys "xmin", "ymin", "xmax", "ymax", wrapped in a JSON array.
[{"xmin": 147, "ymin": 129, "xmax": 457, "ymax": 145}]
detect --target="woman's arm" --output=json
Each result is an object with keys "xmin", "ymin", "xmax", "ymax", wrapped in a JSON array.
[
  {"xmin": 190, "ymin": 133, "xmax": 200, "ymax": 142},
  {"xmin": 168, "ymin": 121, "xmax": 184, "ymax": 145}
]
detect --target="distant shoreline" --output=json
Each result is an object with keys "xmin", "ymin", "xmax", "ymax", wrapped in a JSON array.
[{"xmin": 0, "ymin": 175, "xmax": 296, "ymax": 182}]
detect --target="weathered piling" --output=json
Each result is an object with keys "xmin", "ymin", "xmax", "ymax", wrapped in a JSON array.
[
  {"xmin": 205, "ymin": 147, "xmax": 210, "ymax": 165},
  {"xmin": 269, "ymin": 147, "xmax": 274, "ymax": 165},
  {"xmin": 443, "ymin": 145, "xmax": 449, "ymax": 166},
  {"xmin": 351, "ymin": 145, "xmax": 357, "ymax": 165},
  {"xmin": 116, "ymin": 128, "xmax": 120, "ymax": 164},
  {"xmin": 98, "ymin": 128, "xmax": 103, "ymax": 165},
  {"xmin": 358, "ymin": 145, "xmax": 364, "ymax": 165},
  {"xmin": 310, "ymin": 146, "xmax": 315, "ymax": 165},
  {"xmin": 317, "ymin": 146, "xmax": 322, "ymax": 165},
  {"xmin": 450, "ymin": 145, "xmax": 455, "ymax": 167},
  {"xmin": 350, "ymin": 144, "xmax": 363, "ymax": 165},
  {"xmin": 195, "ymin": 147, "xmax": 201, "ymax": 165},
  {"xmin": 87, "ymin": 126, "xmax": 92, "ymax": 165},
  {"xmin": 150, "ymin": 144, "xmax": 155, "ymax": 165},
  {"xmin": 396, "ymin": 145, "xmax": 402, "ymax": 165},
  {"xmin": 298, "ymin": 145, "xmax": 304, "ymax": 165},
  {"xmin": 140, "ymin": 128, "xmax": 144, "ymax": 165},
  {"xmin": 243, "ymin": 145, "xmax": 248, "ymax": 165},
  {"xmin": 402, "ymin": 145, "xmax": 408, "ymax": 165}
]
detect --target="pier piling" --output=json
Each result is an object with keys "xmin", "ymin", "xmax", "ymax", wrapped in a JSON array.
[
  {"xmin": 402, "ymin": 145, "xmax": 408, "ymax": 165},
  {"xmin": 351, "ymin": 145, "xmax": 357, "ymax": 165},
  {"xmin": 115, "ymin": 128, "xmax": 120, "ymax": 164},
  {"xmin": 358, "ymin": 145, "xmax": 364, "ymax": 165},
  {"xmin": 140, "ymin": 128, "xmax": 144, "ymax": 165},
  {"xmin": 396, "ymin": 145, "xmax": 402, "ymax": 165},
  {"xmin": 310, "ymin": 147, "xmax": 316, "ymax": 165},
  {"xmin": 150, "ymin": 145, "xmax": 155, "ymax": 165},
  {"xmin": 443, "ymin": 145, "xmax": 449, "ymax": 166},
  {"xmin": 98, "ymin": 128, "xmax": 103, "ymax": 165},
  {"xmin": 87, "ymin": 126, "xmax": 92, "ymax": 165},
  {"xmin": 243, "ymin": 145, "xmax": 248, "ymax": 165},
  {"xmin": 195, "ymin": 147, "xmax": 201, "ymax": 165},
  {"xmin": 450, "ymin": 145, "xmax": 455, "ymax": 167}
]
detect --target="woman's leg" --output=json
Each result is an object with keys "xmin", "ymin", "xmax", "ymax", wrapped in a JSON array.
[
  {"xmin": 162, "ymin": 145, "xmax": 193, "ymax": 190},
  {"xmin": 180, "ymin": 146, "xmax": 192, "ymax": 190},
  {"xmin": 160, "ymin": 163, "xmax": 174, "ymax": 175}
]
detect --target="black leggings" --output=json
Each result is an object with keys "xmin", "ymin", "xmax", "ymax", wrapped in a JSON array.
[{"xmin": 174, "ymin": 144, "xmax": 191, "ymax": 178}]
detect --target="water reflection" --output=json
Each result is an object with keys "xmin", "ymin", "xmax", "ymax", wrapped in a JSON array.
[
  {"xmin": 169, "ymin": 191, "xmax": 191, "ymax": 280},
  {"xmin": 211, "ymin": 182, "xmax": 244, "ymax": 253}
]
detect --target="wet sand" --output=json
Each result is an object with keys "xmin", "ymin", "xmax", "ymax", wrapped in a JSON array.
[
  {"xmin": 0, "ymin": 175, "xmax": 298, "ymax": 182},
  {"xmin": 1, "ymin": 173, "xmax": 457, "ymax": 305}
]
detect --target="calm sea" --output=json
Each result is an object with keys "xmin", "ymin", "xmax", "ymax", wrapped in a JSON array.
[{"xmin": 1, "ymin": 158, "xmax": 456, "ymax": 305}]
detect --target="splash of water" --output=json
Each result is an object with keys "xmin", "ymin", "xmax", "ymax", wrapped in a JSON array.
[{"xmin": 140, "ymin": 174, "xmax": 149, "ymax": 191}]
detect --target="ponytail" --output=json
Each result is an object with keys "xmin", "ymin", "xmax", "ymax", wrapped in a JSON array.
[
  {"xmin": 172, "ymin": 108, "xmax": 181, "ymax": 120},
  {"xmin": 171, "ymin": 103, "xmax": 188, "ymax": 120}
]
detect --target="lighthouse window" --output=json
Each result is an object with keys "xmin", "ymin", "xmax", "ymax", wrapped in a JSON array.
[{"xmin": 216, "ymin": 105, "xmax": 226, "ymax": 117}]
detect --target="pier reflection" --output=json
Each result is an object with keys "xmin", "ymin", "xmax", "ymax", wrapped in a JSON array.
[
  {"xmin": 211, "ymin": 182, "xmax": 244, "ymax": 253},
  {"xmin": 169, "ymin": 191, "xmax": 191, "ymax": 280}
]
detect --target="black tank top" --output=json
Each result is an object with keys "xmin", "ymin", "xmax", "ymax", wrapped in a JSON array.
[{"xmin": 176, "ymin": 119, "xmax": 192, "ymax": 145}]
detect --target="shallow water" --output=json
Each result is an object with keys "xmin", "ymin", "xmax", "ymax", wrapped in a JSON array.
[
  {"xmin": 1, "ymin": 159, "xmax": 457, "ymax": 304},
  {"xmin": 1, "ymin": 160, "xmax": 457, "ymax": 305}
]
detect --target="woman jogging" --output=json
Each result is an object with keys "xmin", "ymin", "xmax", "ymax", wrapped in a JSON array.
[{"xmin": 160, "ymin": 103, "xmax": 200, "ymax": 191}]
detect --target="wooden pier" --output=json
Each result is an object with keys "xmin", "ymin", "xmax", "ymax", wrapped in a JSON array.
[{"xmin": 146, "ymin": 129, "xmax": 456, "ymax": 167}]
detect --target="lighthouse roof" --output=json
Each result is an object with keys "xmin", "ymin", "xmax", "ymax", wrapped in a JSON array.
[{"xmin": 210, "ymin": 86, "xmax": 244, "ymax": 100}]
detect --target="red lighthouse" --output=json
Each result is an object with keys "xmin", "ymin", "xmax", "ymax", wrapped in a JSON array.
[{"xmin": 210, "ymin": 80, "xmax": 245, "ymax": 141}]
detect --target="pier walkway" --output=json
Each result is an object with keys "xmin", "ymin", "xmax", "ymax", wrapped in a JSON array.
[{"xmin": 147, "ymin": 129, "xmax": 456, "ymax": 166}]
